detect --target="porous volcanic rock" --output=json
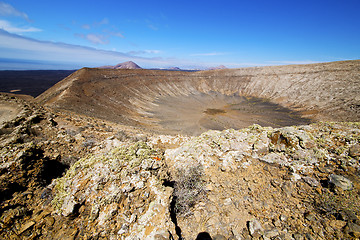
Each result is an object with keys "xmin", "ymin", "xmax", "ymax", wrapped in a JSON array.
[
  {"xmin": 36, "ymin": 60, "xmax": 360, "ymax": 135},
  {"xmin": 162, "ymin": 122, "xmax": 360, "ymax": 239}
]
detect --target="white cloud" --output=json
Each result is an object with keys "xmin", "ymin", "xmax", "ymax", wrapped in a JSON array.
[
  {"xmin": 86, "ymin": 34, "xmax": 108, "ymax": 44},
  {"xmin": 146, "ymin": 50, "xmax": 161, "ymax": 54},
  {"xmin": 0, "ymin": 2, "xmax": 29, "ymax": 21},
  {"xmin": 128, "ymin": 50, "xmax": 161, "ymax": 55},
  {"xmin": 104, "ymin": 30, "xmax": 124, "ymax": 38},
  {"xmin": 145, "ymin": 19, "xmax": 158, "ymax": 31},
  {"xmin": 190, "ymin": 52, "xmax": 228, "ymax": 57},
  {"xmin": 148, "ymin": 24, "xmax": 158, "ymax": 31},
  {"xmin": 81, "ymin": 18, "xmax": 109, "ymax": 29},
  {"xmin": 0, "ymin": 29, "xmax": 170, "ymax": 68},
  {"xmin": 0, "ymin": 19, "xmax": 41, "ymax": 33},
  {"xmin": 97, "ymin": 18, "xmax": 109, "ymax": 26},
  {"xmin": 81, "ymin": 24, "xmax": 90, "ymax": 30},
  {"xmin": 0, "ymin": 29, "xmax": 317, "ymax": 70},
  {"xmin": 111, "ymin": 32, "xmax": 124, "ymax": 38}
]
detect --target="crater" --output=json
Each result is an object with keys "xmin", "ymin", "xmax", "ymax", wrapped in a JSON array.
[{"xmin": 36, "ymin": 61, "xmax": 360, "ymax": 136}]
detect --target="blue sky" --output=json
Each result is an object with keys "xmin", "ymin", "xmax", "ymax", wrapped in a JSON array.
[{"xmin": 0, "ymin": 0, "xmax": 359, "ymax": 69}]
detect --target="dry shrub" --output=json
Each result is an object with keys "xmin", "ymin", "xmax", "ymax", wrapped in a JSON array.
[{"xmin": 173, "ymin": 164, "xmax": 206, "ymax": 216}]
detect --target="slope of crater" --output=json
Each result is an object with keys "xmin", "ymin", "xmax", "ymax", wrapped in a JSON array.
[{"xmin": 36, "ymin": 60, "xmax": 360, "ymax": 135}]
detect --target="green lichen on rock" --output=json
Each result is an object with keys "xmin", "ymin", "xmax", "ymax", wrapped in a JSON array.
[{"xmin": 51, "ymin": 141, "xmax": 163, "ymax": 212}]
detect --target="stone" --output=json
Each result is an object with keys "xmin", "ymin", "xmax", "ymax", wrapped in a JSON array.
[
  {"xmin": 231, "ymin": 228, "xmax": 243, "ymax": 240},
  {"xmin": 280, "ymin": 214, "xmax": 288, "ymax": 222},
  {"xmin": 279, "ymin": 233, "xmax": 295, "ymax": 240},
  {"xmin": 304, "ymin": 212, "xmax": 317, "ymax": 222},
  {"xmin": 329, "ymin": 220, "xmax": 347, "ymax": 229},
  {"xmin": 263, "ymin": 229, "xmax": 279, "ymax": 238},
  {"xmin": 338, "ymin": 209, "xmax": 358, "ymax": 222},
  {"xmin": 61, "ymin": 196, "xmax": 77, "ymax": 217},
  {"xmin": 248, "ymin": 219, "xmax": 264, "ymax": 237},
  {"xmin": 305, "ymin": 233, "xmax": 315, "ymax": 240},
  {"xmin": 345, "ymin": 222, "xmax": 360, "ymax": 238},
  {"xmin": 302, "ymin": 176, "xmax": 320, "ymax": 187},
  {"xmin": 17, "ymin": 220, "xmax": 35, "ymax": 235},
  {"xmin": 154, "ymin": 233, "xmax": 169, "ymax": 240},
  {"xmin": 328, "ymin": 174, "xmax": 353, "ymax": 190},
  {"xmin": 224, "ymin": 198, "xmax": 232, "ymax": 206},
  {"xmin": 349, "ymin": 144, "xmax": 360, "ymax": 158},
  {"xmin": 212, "ymin": 234, "xmax": 227, "ymax": 240},
  {"xmin": 44, "ymin": 216, "xmax": 55, "ymax": 226}
]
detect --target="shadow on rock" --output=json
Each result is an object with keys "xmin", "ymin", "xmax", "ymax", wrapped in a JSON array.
[{"xmin": 196, "ymin": 232, "xmax": 212, "ymax": 240}]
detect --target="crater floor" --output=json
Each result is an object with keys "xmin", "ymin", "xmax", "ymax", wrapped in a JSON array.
[{"xmin": 147, "ymin": 92, "xmax": 311, "ymax": 135}]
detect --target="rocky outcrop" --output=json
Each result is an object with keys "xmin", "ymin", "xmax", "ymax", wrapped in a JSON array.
[
  {"xmin": 50, "ymin": 141, "xmax": 177, "ymax": 239},
  {"xmin": 162, "ymin": 122, "xmax": 360, "ymax": 239}
]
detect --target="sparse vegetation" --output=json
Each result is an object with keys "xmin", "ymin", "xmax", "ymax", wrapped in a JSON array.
[
  {"xmin": 173, "ymin": 164, "xmax": 206, "ymax": 216},
  {"xmin": 314, "ymin": 187, "xmax": 360, "ymax": 220},
  {"xmin": 82, "ymin": 138, "xmax": 96, "ymax": 148},
  {"xmin": 114, "ymin": 130, "xmax": 129, "ymax": 141}
]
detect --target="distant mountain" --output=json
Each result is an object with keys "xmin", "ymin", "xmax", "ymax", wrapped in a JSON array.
[
  {"xmin": 148, "ymin": 67, "xmax": 194, "ymax": 71},
  {"xmin": 99, "ymin": 61, "xmax": 142, "ymax": 69},
  {"xmin": 207, "ymin": 65, "xmax": 227, "ymax": 70},
  {"xmin": 168, "ymin": 67, "xmax": 181, "ymax": 70}
]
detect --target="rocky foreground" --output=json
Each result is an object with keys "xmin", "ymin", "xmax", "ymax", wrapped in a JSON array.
[{"xmin": 0, "ymin": 93, "xmax": 360, "ymax": 239}]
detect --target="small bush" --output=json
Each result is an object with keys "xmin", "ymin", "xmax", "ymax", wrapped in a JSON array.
[
  {"xmin": 82, "ymin": 139, "xmax": 96, "ymax": 149},
  {"xmin": 173, "ymin": 164, "xmax": 206, "ymax": 216},
  {"xmin": 114, "ymin": 130, "xmax": 129, "ymax": 141},
  {"xmin": 314, "ymin": 188, "xmax": 360, "ymax": 219}
]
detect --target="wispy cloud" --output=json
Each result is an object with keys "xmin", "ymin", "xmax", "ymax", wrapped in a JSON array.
[
  {"xmin": 104, "ymin": 30, "xmax": 124, "ymax": 38},
  {"xmin": 145, "ymin": 19, "xmax": 158, "ymax": 31},
  {"xmin": 95, "ymin": 18, "xmax": 109, "ymax": 26},
  {"xmin": 0, "ymin": 2, "xmax": 30, "ymax": 21},
  {"xmin": 80, "ymin": 18, "xmax": 109, "ymax": 30},
  {"xmin": 0, "ymin": 29, "xmax": 172, "ymax": 69},
  {"xmin": 76, "ymin": 18, "xmax": 124, "ymax": 43},
  {"xmin": 148, "ymin": 24, "xmax": 158, "ymax": 31},
  {"xmin": 81, "ymin": 24, "xmax": 90, "ymax": 30},
  {"xmin": 190, "ymin": 52, "xmax": 229, "ymax": 57},
  {"xmin": 75, "ymin": 33, "xmax": 109, "ymax": 45},
  {"xmin": 75, "ymin": 30, "xmax": 124, "ymax": 45},
  {"xmin": 0, "ymin": 29, "xmax": 296, "ymax": 70},
  {"xmin": 127, "ymin": 50, "xmax": 161, "ymax": 55},
  {"xmin": 0, "ymin": 19, "xmax": 41, "ymax": 33}
]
